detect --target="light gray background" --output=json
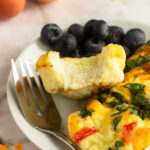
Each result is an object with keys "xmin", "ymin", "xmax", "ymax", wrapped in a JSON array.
[{"xmin": 1, "ymin": 0, "xmax": 150, "ymax": 149}]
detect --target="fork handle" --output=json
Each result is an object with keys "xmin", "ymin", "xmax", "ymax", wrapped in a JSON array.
[{"xmin": 39, "ymin": 128, "xmax": 80, "ymax": 150}]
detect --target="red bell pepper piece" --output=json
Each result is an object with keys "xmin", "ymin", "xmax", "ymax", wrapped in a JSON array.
[
  {"xmin": 73, "ymin": 127, "xmax": 97, "ymax": 143},
  {"xmin": 122, "ymin": 122, "xmax": 137, "ymax": 143}
]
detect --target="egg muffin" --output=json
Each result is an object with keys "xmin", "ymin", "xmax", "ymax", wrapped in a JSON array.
[
  {"xmin": 36, "ymin": 44, "xmax": 126, "ymax": 99},
  {"xmin": 68, "ymin": 44, "xmax": 150, "ymax": 150}
]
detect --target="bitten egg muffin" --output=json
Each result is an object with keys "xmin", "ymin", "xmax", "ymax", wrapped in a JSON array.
[{"xmin": 36, "ymin": 44, "xmax": 126, "ymax": 99}]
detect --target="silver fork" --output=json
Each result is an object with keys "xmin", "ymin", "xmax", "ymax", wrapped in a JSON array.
[{"xmin": 11, "ymin": 59, "xmax": 80, "ymax": 150}]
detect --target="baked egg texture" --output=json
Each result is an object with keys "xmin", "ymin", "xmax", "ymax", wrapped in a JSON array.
[
  {"xmin": 68, "ymin": 44, "xmax": 150, "ymax": 150},
  {"xmin": 36, "ymin": 44, "xmax": 126, "ymax": 99}
]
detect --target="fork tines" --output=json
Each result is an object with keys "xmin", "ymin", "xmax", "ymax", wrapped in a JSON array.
[{"xmin": 11, "ymin": 59, "xmax": 47, "ymax": 117}]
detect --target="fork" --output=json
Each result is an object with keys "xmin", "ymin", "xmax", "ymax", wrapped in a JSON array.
[{"xmin": 11, "ymin": 59, "xmax": 80, "ymax": 150}]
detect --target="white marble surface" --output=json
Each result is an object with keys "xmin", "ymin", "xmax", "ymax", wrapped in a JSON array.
[{"xmin": 0, "ymin": 0, "xmax": 150, "ymax": 149}]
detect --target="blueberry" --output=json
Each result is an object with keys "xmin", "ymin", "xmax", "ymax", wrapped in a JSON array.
[
  {"xmin": 92, "ymin": 20, "xmax": 109, "ymax": 40},
  {"xmin": 41, "ymin": 24, "xmax": 63, "ymax": 45},
  {"xmin": 84, "ymin": 38, "xmax": 106, "ymax": 54},
  {"xmin": 54, "ymin": 33, "xmax": 77, "ymax": 55},
  {"xmin": 106, "ymin": 26, "xmax": 124, "ymax": 44},
  {"xmin": 68, "ymin": 24, "xmax": 85, "ymax": 43},
  {"xmin": 122, "ymin": 45, "xmax": 131, "ymax": 58},
  {"xmin": 69, "ymin": 49, "xmax": 83, "ymax": 58},
  {"xmin": 84, "ymin": 19, "xmax": 97, "ymax": 37},
  {"xmin": 123, "ymin": 28, "xmax": 146, "ymax": 50},
  {"xmin": 84, "ymin": 52, "xmax": 98, "ymax": 57}
]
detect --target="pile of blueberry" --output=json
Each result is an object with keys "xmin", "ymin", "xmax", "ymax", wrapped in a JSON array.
[{"xmin": 41, "ymin": 19, "xmax": 146, "ymax": 58}]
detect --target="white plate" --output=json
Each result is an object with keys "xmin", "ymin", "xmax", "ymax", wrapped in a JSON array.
[{"xmin": 7, "ymin": 19, "xmax": 150, "ymax": 150}]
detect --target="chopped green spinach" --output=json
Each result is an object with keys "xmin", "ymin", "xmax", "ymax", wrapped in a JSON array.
[
  {"xmin": 115, "ymin": 141, "xmax": 125, "ymax": 148},
  {"xmin": 116, "ymin": 105, "xmax": 128, "ymax": 111},
  {"xmin": 129, "ymin": 106, "xmax": 140, "ymax": 116},
  {"xmin": 108, "ymin": 140, "xmax": 125, "ymax": 150},
  {"xmin": 111, "ymin": 105, "xmax": 128, "ymax": 117},
  {"xmin": 132, "ymin": 94, "xmax": 149, "ymax": 107},
  {"xmin": 124, "ymin": 83, "xmax": 145, "ymax": 95},
  {"xmin": 106, "ymin": 101, "xmax": 120, "ymax": 107},
  {"xmin": 124, "ymin": 83, "xmax": 149, "ymax": 106},
  {"xmin": 98, "ymin": 92, "xmax": 108, "ymax": 103},
  {"xmin": 111, "ymin": 92, "xmax": 128, "ymax": 103},
  {"xmin": 80, "ymin": 108, "xmax": 93, "ymax": 118},
  {"xmin": 124, "ymin": 55, "xmax": 150, "ymax": 72},
  {"xmin": 125, "ymin": 83, "xmax": 150, "ymax": 119},
  {"xmin": 113, "ymin": 116, "xmax": 122, "ymax": 130}
]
